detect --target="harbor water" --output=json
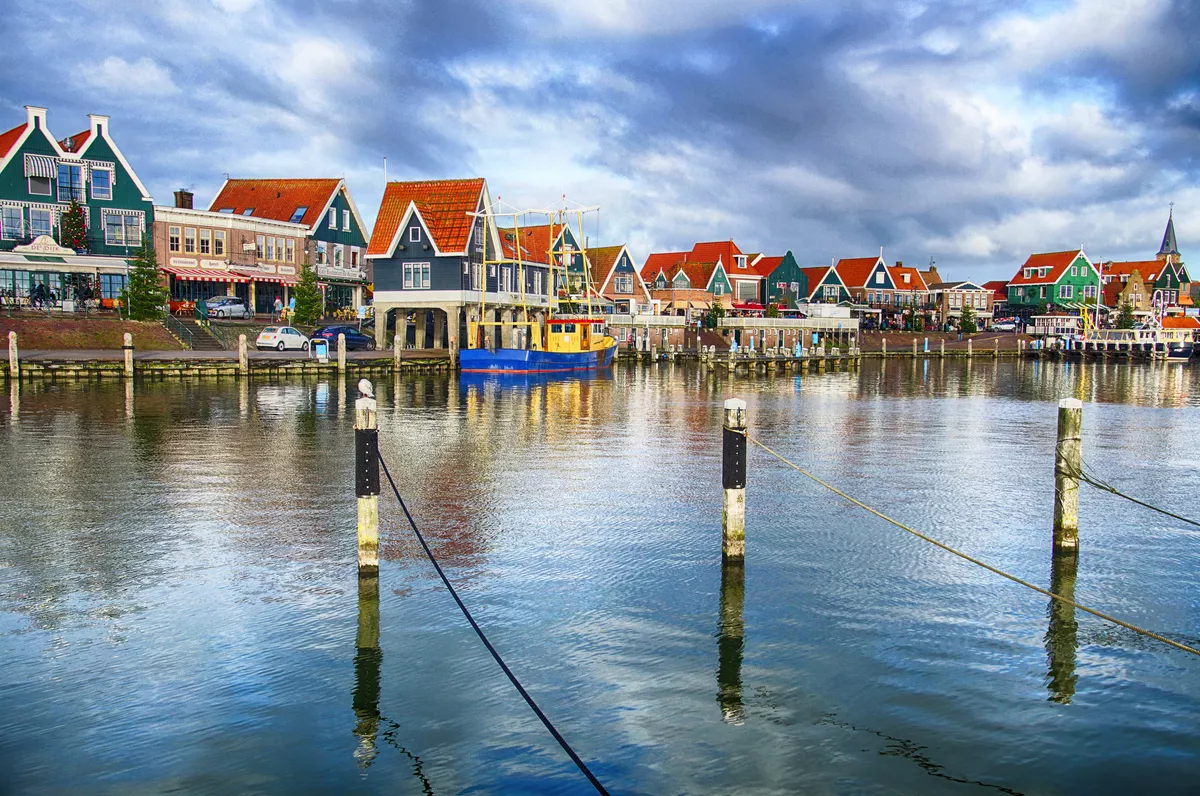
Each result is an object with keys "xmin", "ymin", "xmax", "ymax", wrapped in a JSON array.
[{"xmin": 2, "ymin": 359, "xmax": 1199, "ymax": 794}]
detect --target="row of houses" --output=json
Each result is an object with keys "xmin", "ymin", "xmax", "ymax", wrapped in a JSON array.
[
  {"xmin": 1, "ymin": 105, "xmax": 1188, "ymax": 343},
  {"xmin": 0, "ymin": 106, "xmax": 370, "ymax": 313}
]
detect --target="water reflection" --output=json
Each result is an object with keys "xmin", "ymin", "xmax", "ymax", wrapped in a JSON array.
[
  {"xmin": 353, "ymin": 572, "xmax": 381, "ymax": 769},
  {"xmin": 716, "ymin": 561, "xmax": 745, "ymax": 724},
  {"xmin": 1045, "ymin": 553, "xmax": 1080, "ymax": 704}
]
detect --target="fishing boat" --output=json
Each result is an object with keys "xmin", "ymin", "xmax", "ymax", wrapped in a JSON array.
[
  {"xmin": 1083, "ymin": 326, "xmax": 1194, "ymax": 360},
  {"xmin": 459, "ymin": 202, "xmax": 618, "ymax": 374}
]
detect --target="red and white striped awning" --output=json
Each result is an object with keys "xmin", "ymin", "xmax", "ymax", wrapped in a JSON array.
[{"xmin": 160, "ymin": 265, "xmax": 250, "ymax": 283}]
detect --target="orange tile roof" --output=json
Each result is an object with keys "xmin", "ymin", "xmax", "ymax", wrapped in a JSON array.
[
  {"xmin": 671, "ymin": 261, "xmax": 720, "ymax": 289},
  {"xmin": 640, "ymin": 251, "xmax": 686, "ymax": 282},
  {"xmin": 888, "ymin": 265, "xmax": 927, "ymax": 291},
  {"xmin": 690, "ymin": 240, "xmax": 744, "ymax": 271},
  {"xmin": 210, "ymin": 178, "xmax": 341, "ymax": 229},
  {"xmin": 498, "ymin": 222, "xmax": 568, "ymax": 265},
  {"xmin": 368, "ymin": 178, "xmax": 483, "ymax": 256},
  {"xmin": 753, "ymin": 255, "xmax": 784, "ymax": 277},
  {"xmin": 1103, "ymin": 260, "xmax": 1160, "ymax": 282},
  {"xmin": 0, "ymin": 123, "xmax": 25, "ymax": 159},
  {"xmin": 59, "ymin": 129, "xmax": 91, "ymax": 153},
  {"xmin": 835, "ymin": 257, "xmax": 885, "ymax": 288},
  {"xmin": 1161, "ymin": 316, "xmax": 1200, "ymax": 329},
  {"xmin": 800, "ymin": 266, "xmax": 836, "ymax": 298},
  {"xmin": 587, "ymin": 245, "xmax": 624, "ymax": 291},
  {"xmin": 1008, "ymin": 250, "xmax": 1085, "ymax": 286}
]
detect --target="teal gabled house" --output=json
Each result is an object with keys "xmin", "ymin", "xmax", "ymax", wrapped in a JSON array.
[
  {"xmin": 0, "ymin": 106, "xmax": 154, "ymax": 302},
  {"xmin": 756, "ymin": 251, "xmax": 807, "ymax": 308}
]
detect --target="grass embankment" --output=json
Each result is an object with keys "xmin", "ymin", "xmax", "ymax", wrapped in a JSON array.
[{"xmin": 0, "ymin": 316, "xmax": 185, "ymax": 350}]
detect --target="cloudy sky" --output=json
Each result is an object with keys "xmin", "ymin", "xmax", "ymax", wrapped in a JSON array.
[{"xmin": 2, "ymin": 0, "xmax": 1197, "ymax": 280}]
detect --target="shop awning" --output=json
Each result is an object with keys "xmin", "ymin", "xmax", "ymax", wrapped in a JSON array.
[
  {"xmin": 732, "ymin": 301, "xmax": 763, "ymax": 310},
  {"xmin": 160, "ymin": 265, "xmax": 250, "ymax": 283},
  {"xmin": 690, "ymin": 299, "xmax": 711, "ymax": 309},
  {"xmin": 230, "ymin": 266, "xmax": 298, "ymax": 286}
]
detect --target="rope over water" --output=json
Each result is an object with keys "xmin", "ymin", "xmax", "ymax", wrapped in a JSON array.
[
  {"xmin": 748, "ymin": 435, "xmax": 1200, "ymax": 659},
  {"xmin": 377, "ymin": 453, "xmax": 611, "ymax": 795},
  {"xmin": 1069, "ymin": 458, "xmax": 1200, "ymax": 529}
]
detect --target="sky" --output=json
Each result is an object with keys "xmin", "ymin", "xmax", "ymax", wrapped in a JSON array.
[{"xmin": 2, "ymin": 0, "xmax": 1198, "ymax": 281}]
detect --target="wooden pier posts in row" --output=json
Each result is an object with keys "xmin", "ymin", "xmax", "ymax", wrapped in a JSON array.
[
  {"xmin": 1053, "ymin": 398, "xmax": 1083, "ymax": 552},
  {"xmin": 355, "ymin": 379, "xmax": 380, "ymax": 574},
  {"xmin": 722, "ymin": 398, "xmax": 747, "ymax": 561}
]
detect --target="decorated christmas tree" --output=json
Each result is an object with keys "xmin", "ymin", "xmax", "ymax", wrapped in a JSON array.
[
  {"xmin": 59, "ymin": 199, "xmax": 88, "ymax": 251},
  {"xmin": 292, "ymin": 258, "xmax": 323, "ymax": 326}
]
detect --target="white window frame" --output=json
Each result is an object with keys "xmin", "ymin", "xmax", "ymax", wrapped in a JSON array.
[
  {"xmin": 183, "ymin": 227, "xmax": 196, "ymax": 254},
  {"xmin": 168, "ymin": 225, "xmax": 181, "ymax": 253},
  {"xmin": 286, "ymin": 238, "xmax": 295, "ymax": 263},
  {"xmin": 342, "ymin": 209, "xmax": 350, "ymax": 232},
  {"xmin": 214, "ymin": 230, "xmax": 226, "ymax": 256},
  {"xmin": 1059, "ymin": 284, "xmax": 1073, "ymax": 299},
  {"xmin": 409, "ymin": 226, "xmax": 420, "ymax": 243},
  {"xmin": 266, "ymin": 236, "xmax": 276, "ymax": 261},
  {"xmin": 199, "ymin": 228, "xmax": 211, "ymax": 255},
  {"xmin": 90, "ymin": 167, "xmax": 113, "ymax": 200},
  {"xmin": 403, "ymin": 261, "xmax": 431, "ymax": 290},
  {"xmin": 256, "ymin": 234, "xmax": 265, "ymax": 259},
  {"xmin": 874, "ymin": 271, "xmax": 884, "ymax": 284},
  {"xmin": 328, "ymin": 209, "xmax": 337, "ymax": 229}
]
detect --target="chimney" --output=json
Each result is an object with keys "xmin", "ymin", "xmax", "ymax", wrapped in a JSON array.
[
  {"xmin": 87, "ymin": 113, "xmax": 109, "ymax": 139},
  {"xmin": 174, "ymin": 189, "xmax": 194, "ymax": 209},
  {"xmin": 25, "ymin": 105, "xmax": 47, "ymax": 129},
  {"xmin": 895, "ymin": 260, "xmax": 903, "ymax": 268}
]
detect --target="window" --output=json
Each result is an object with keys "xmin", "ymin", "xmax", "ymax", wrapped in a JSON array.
[
  {"xmin": 351, "ymin": 249, "xmax": 358, "ymax": 267},
  {"xmin": 1040, "ymin": 286, "xmax": 1048, "ymax": 298},
  {"xmin": 334, "ymin": 244, "xmax": 344, "ymax": 267},
  {"xmin": 91, "ymin": 168, "xmax": 112, "ymax": 200},
  {"xmin": 615, "ymin": 275, "xmax": 633, "ymax": 293},
  {"xmin": 214, "ymin": 230, "xmax": 225, "ymax": 256},
  {"xmin": 1024, "ymin": 269, "xmax": 1031, "ymax": 278},
  {"xmin": 28, "ymin": 176, "xmax": 51, "ymax": 196},
  {"xmin": 1071, "ymin": 266, "xmax": 1077, "ymax": 277},
  {"xmin": 735, "ymin": 255, "xmax": 747, "ymax": 269},
  {"xmin": 823, "ymin": 285, "xmax": 838, "ymax": 299},
  {"xmin": 256, "ymin": 235, "xmax": 265, "ymax": 258},
  {"xmin": 286, "ymin": 239, "xmax": 295, "ymax": 263},
  {"xmin": 1, "ymin": 207, "xmax": 22, "ymax": 239},
  {"xmin": 533, "ymin": 271, "xmax": 542, "ymax": 295},
  {"xmin": 103, "ymin": 212, "xmax": 124, "ymax": 244},
  {"xmin": 265, "ymin": 236, "xmax": 275, "ymax": 261},
  {"xmin": 124, "ymin": 215, "xmax": 141, "ymax": 245},
  {"xmin": 289, "ymin": 206, "xmax": 307, "ymax": 224},
  {"xmin": 168, "ymin": 226, "xmax": 181, "ymax": 252},
  {"xmin": 501, "ymin": 266, "xmax": 513, "ymax": 292},
  {"xmin": 199, "ymin": 229, "xmax": 211, "ymax": 255},
  {"xmin": 99, "ymin": 274, "xmax": 127, "ymax": 299},
  {"xmin": 713, "ymin": 282, "xmax": 725, "ymax": 296},
  {"xmin": 1016, "ymin": 287, "xmax": 1024, "ymax": 297},
  {"xmin": 342, "ymin": 209, "xmax": 350, "ymax": 231},
  {"xmin": 30, "ymin": 208, "xmax": 52, "ymax": 238},
  {"xmin": 328, "ymin": 209, "xmax": 336, "ymax": 229},
  {"xmin": 218, "ymin": 208, "xmax": 234, "ymax": 214},
  {"xmin": 1059, "ymin": 284, "xmax": 1073, "ymax": 299},
  {"xmin": 184, "ymin": 228, "xmax": 196, "ymax": 254},
  {"xmin": 409, "ymin": 226, "xmax": 420, "ymax": 242},
  {"xmin": 403, "ymin": 262, "xmax": 431, "ymax": 289},
  {"xmin": 316, "ymin": 241, "xmax": 327, "ymax": 265},
  {"xmin": 874, "ymin": 271, "xmax": 884, "ymax": 284},
  {"xmin": 57, "ymin": 164, "xmax": 83, "ymax": 202},
  {"xmin": 242, "ymin": 208, "xmax": 254, "ymax": 216},
  {"xmin": 1084, "ymin": 284, "xmax": 1097, "ymax": 299}
]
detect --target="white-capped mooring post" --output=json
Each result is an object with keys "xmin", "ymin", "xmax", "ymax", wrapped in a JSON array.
[
  {"xmin": 722, "ymin": 398, "xmax": 747, "ymax": 561},
  {"xmin": 1053, "ymin": 398, "xmax": 1083, "ymax": 553},
  {"xmin": 8, "ymin": 331, "xmax": 17, "ymax": 380},
  {"xmin": 356, "ymin": 379, "xmax": 380, "ymax": 574},
  {"xmin": 123, "ymin": 332, "xmax": 134, "ymax": 379}
]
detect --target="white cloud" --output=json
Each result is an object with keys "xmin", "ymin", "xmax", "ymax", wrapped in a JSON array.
[{"xmin": 84, "ymin": 57, "xmax": 178, "ymax": 97}]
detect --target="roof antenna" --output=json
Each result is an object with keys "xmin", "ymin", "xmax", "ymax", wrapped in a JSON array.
[{"xmin": 383, "ymin": 156, "xmax": 387, "ymax": 184}]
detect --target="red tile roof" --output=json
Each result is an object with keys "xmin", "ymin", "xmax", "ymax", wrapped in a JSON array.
[
  {"xmin": 1103, "ymin": 260, "xmax": 1160, "ymax": 282},
  {"xmin": 1161, "ymin": 316, "xmax": 1200, "ymax": 329},
  {"xmin": 800, "ymin": 266, "xmax": 835, "ymax": 298},
  {"xmin": 498, "ymin": 223, "xmax": 566, "ymax": 265},
  {"xmin": 368, "ymin": 178, "xmax": 483, "ymax": 257},
  {"xmin": 670, "ymin": 261, "xmax": 719, "ymax": 289},
  {"xmin": 690, "ymin": 240, "xmax": 745, "ymax": 272},
  {"xmin": 210, "ymin": 178, "xmax": 342, "ymax": 230},
  {"xmin": 0, "ymin": 123, "xmax": 26, "ymax": 159},
  {"xmin": 888, "ymin": 265, "xmax": 927, "ymax": 291},
  {"xmin": 1008, "ymin": 250, "xmax": 1086, "ymax": 286},
  {"xmin": 58, "ymin": 129, "xmax": 91, "ymax": 153},
  {"xmin": 1101, "ymin": 279, "xmax": 1125, "ymax": 307},
  {"xmin": 640, "ymin": 251, "xmax": 687, "ymax": 282},
  {"xmin": 835, "ymin": 257, "xmax": 885, "ymax": 288},
  {"xmin": 982, "ymin": 280, "xmax": 1008, "ymax": 300}
]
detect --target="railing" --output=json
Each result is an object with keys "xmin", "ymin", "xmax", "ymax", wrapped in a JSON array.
[
  {"xmin": 162, "ymin": 314, "xmax": 194, "ymax": 349},
  {"xmin": 199, "ymin": 320, "xmax": 242, "ymax": 350}
]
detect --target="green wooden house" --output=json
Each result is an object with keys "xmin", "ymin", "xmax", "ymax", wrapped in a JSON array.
[
  {"xmin": 1006, "ymin": 250, "xmax": 1100, "ymax": 312},
  {"xmin": 756, "ymin": 251, "xmax": 807, "ymax": 308}
]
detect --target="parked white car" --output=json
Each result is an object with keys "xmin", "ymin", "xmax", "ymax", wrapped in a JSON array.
[
  {"xmin": 207, "ymin": 296, "xmax": 252, "ymax": 319},
  {"xmin": 256, "ymin": 326, "xmax": 310, "ymax": 351},
  {"xmin": 992, "ymin": 320, "xmax": 1018, "ymax": 331}
]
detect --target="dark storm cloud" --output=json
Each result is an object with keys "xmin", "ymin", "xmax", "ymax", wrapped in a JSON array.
[{"xmin": 2, "ymin": 0, "xmax": 1197, "ymax": 276}]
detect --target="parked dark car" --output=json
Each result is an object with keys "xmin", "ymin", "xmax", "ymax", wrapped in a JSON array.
[{"xmin": 311, "ymin": 325, "xmax": 376, "ymax": 350}]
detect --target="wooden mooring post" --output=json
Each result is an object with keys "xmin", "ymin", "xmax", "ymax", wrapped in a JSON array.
[
  {"xmin": 356, "ymin": 379, "xmax": 380, "ymax": 574},
  {"xmin": 123, "ymin": 332, "xmax": 134, "ymax": 378},
  {"xmin": 967, "ymin": 338, "xmax": 973, "ymax": 359},
  {"xmin": 338, "ymin": 333, "xmax": 347, "ymax": 373},
  {"xmin": 8, "ymin": 331, "xmax": 17, "ymax": 380},
  {"xmin": 722, "ymin": 398, "xmax": 747, "ymax": 561},
  {"xmin": 1053, "ymin": 398, "xmax": 1083, "ymax": 552},
  {"xmin": 238, "ymin": 334, "xmax": 248, "ymax": 376},
  {"xmin": 393, "ymin": 334, "xmax": 401, "ymax": 371},
  {"xmin": 939, "ymin": 338, "xmax": 945, "ymax": 358}
]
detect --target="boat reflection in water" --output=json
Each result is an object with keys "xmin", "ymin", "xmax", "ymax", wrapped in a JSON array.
[{"xmin": 458, "ymin": 367, "xmax": 615, "ymax": 392}]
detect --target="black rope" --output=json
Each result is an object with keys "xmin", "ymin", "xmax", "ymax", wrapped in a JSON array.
[
  {"xmin": 377, "ymin": 453, "xmax": 611, "ymax": 795},
  {"xmin": 1071, "ymin": 462, "xmax": 1200, "ymax": 529}
]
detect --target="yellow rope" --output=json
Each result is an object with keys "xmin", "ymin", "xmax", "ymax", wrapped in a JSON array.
[{"xmin": 747, "ymin": 435, "xmax": 1200, "ymax": 658}]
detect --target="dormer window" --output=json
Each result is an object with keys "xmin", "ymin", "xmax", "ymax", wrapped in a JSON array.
[
  {"xmin": 289, "ymin": 206, "xmax": 308, "ymax": 224},
  {"xmin": 903, "ymin": 273, "xmax": 910, "ymax": 284},
  {"xmin": 1024, "ymin": 269, "xmax": 1031, "ymax": 278},
  {"xmin": 218, "ymin": 208, "xmax": 234, "ymax": 214},
  {"xmin": 241, "ymin": 208, "xmax": 254, "ymax": 216},
  {"xmin": 736, "ymin": 255, "xmax": 747, "ymax": 269}
]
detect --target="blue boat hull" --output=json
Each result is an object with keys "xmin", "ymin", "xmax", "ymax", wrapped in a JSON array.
[{"xmin": 459, "ymin": 344, "xmax": 617, "ymax": 373}]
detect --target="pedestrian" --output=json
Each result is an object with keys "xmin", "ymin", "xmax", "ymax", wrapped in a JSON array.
[{"xmin": 274, "ymin": 296, "xmax": 283, "ymax": 321}]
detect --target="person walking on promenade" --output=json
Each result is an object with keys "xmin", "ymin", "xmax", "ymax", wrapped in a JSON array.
[{"xmin": 274, "ymin": 296, "xmax": 283, "ymax": 321}]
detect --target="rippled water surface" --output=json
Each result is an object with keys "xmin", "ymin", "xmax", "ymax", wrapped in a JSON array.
[{"xmin": 2, "ymin": 359, "xmax": 1200, "ymax": 795}]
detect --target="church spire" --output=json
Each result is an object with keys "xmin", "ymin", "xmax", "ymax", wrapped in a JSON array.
[{"xmin": 1159, "ymin": 204, "xmax": 1179, "ymax": 259}]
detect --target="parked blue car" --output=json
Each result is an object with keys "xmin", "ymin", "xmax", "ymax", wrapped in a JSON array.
[{"xmin": 310, "ymin": 325, "xmax": 376, "ymax": 351}]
